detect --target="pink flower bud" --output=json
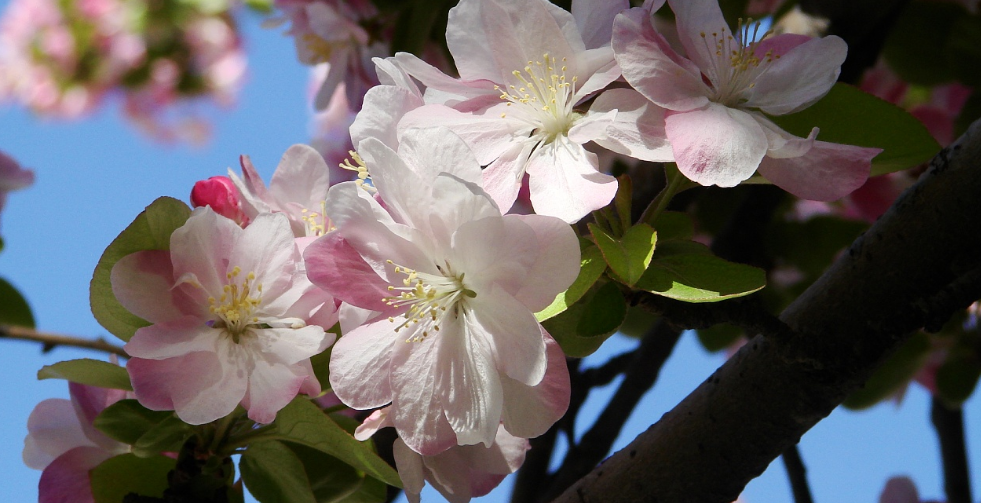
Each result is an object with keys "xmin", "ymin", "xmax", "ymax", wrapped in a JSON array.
[{"xmin": 189, "ymin": 176, "xmax": 247, "ymax": 225}]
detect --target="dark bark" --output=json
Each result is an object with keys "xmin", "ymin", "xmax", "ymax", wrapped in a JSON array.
[
  {"xmin": 932, "ymin": 398, "xmax": 973, "ymax": 503},
  {"xmin": 782, "ymin": 445, "xmax": 815, "ymax": 503},
  {"xmin": 553, "ymin": 120, "xmax": 981, "ymax": 503}
]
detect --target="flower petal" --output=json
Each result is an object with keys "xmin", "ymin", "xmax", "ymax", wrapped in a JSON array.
[
  {"xmin": 589, "ymin": 88, "xmax": 674, "ymax": 162},
  {"xmin": 747, "ymin": 35, "xmax": 847, "ymax": 115},
  {"xmin": 393, "ymin": 439, "xmax": 427, "ymax": 503},
  {"xmin": 24, "ymin": 399, "xmax": 93, "ymax": 469},
  {"xmin": 329, "ymin": 319, "xmax": 396, "ymax": 410},
  {"xmin": 757, "ymin": 140, "xmax": 879, "ymax": 201},
  {"xmin": 352, "ymin": 84, "xmax": 424, "ymax": 151},
  {"xmin": 665, "ymin": 104, "xmax": 768, "ymax": 187},
  {"xmin": 572, "ymin": 0, "xmax": 629, "ymax": 49},
  {"xmin": 124, "ymin": 318, "xmax": 219, "ymax": 360},
  {"xmin": 304, "ymin": 233, "xmax": 393, "ymax": 313},
  {"xmin": 229, "ymin": 212, "xmax": 297, "ymax": 303},
  {"xmin": 481, "ymin": 142, "xmax": 535, "ymax": 215},
  {"xmin": 268, "ymin": 144, "xmax": 332, "ymax": 213},
  {"xmin": 111, "ymin": 250, "xmax": 195, "ymax": 323},
  {"xmin": 38, "ymin": 446, "xmax": 110, "ymax": 503},
  {"xmin": 241, "ymin": 358, "xmax": 310, "ymax": 424},
  {"xmin": 399, "ymin": 104, "xmax": 518, "ymax": 167},
  {"xmin": 170, "ymin": 207, "xmax": 242, "ymax": 300},
  {"xmin": 467, "ymin": 285, "xmax": 547, "ymax": 387},
  {"xmin": 500, "ymin": 331, "xmax": 570, "ymax": 438},
  {"xmin": 508, "ymin": 214, "xmax": 582, "ymax": 311},
  {"xmin": 390, "ymin": 335, "xmax": 458, "ymax": 455},
  {"xmin": 525, "ymin": 137, "xmax": 618, "ymax": 223},
  {"xmin": 398, "ymin": 127, "xmax": 483, "ymax": 186}
]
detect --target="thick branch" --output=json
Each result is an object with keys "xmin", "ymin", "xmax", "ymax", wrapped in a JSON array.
[
  {"xmin": 932, "ymin": 398, "xmax": 973, "ymax": 503},
  {"xmin": 0, "ymin": 324, "xmax": 127, "ymax": 357},
  {"xmin": 554, "ymin": 120, "xmax": 981, "ymax": 503}
]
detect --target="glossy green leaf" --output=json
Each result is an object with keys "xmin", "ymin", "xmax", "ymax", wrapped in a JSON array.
[
  {"xmin": 94, "ymin": 399, "xmax": 175, "ymax": 445},
  {"xmin": 241, "ymin": 441, "xmax": 318, "ymax": 503},
  {"xmin": 635, "ymin": 241, "xmax": 766, "ymax": 302},
  {"xmin": 37, "ymin": 358, "xmax": 132, "ymax": 390},
  {"xmin": 90, "ymin": 454, "xmax": 176, "ymax": 503},
  {"xmin": 843, "ymin": 332, "xmax": 931, "ymax": 410},
  {"xmin": 133, "ymin": 415, "xmax": 193, "ymax": 458},
  {"xmin": 536, "ymin": 244, "xmax": 606, "ymax": 322},
  {"xmin": 90, "ymin": 197, "xmax": 192, "ymax": 342},
  {"xmin": 542, "ymin": 281, "xmax": 626, "ymax": 358},
  {"xmin": 272, "ymin": 398, "xmax": 402, "ymax": 488},
  {"xmin": 287, "ymin": 442, "xmax": 364, "ymax": 503},
  {"xmin": 883, "ymin": 2, "xmax": 962, "ymax": 85},
  {"xmin": 769, "ymin": 83, "xmax": 941, "ymax": 176},
  {"xmin": 342, "ymin": 475, "xmax": 387, "ymax": 503},
  {"xmin": 590, "ymin": 223, "xmax": 657, "ymax": 286},
  {"xmin": 936, "ymin": 355, "xmax": 981, "ymax": 406},
  {"xmin": 0, "ymin": 277, "xmax": 34, "ymax": 328}
]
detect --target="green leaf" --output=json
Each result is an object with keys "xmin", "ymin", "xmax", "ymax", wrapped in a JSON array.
[
  {"xmin": 542, "ymin": 281, "xmax": 626, "ymax": 358},
  {"xmin": 947, "ymin": 16, "xmax": 981, "ymax": 87},
  {"xmin": 0, "ymin": 277, "xmax": 34, "ymax": 328},
  {"xmin": 936, "ymin": 355, "xmax": 981, "ymax": 406},
  {"xmin": 90, "ymin": 197, "xmax": 192, "ymax": 342},
  {"xmin": 843, "ymin": 332, "xmax": 932, "ymax": 409},
  {"xmin": 769, "ymin": 83, "xmax": 941, "ymax": 176},
  {"xmin": 243, "ymin": 0, "xmax": 273, "ymax": 13},
  {"xmin": 90, "ymin": 454, "xmax": 176, "ymax": 503},
  {"xmin": 652, "ymin": 211, "xmax": 694, "ymax": 241},
  {"xmin": 287, "ymin": 442, "xmax": 364, "ymax": 503},
  {"xmin": 590, "ymin": 223, "xmax": 657, "ymax": 286},
  {"xmin": 94, "ymin": 399, "xmax": 175, "ymax": 445},
  {"xmin": 536, "ymin": 244, "xmax": 606, "ymax": 322},
  {"xmin": 273, "ymin": 398, "xmax": 402, "ymax": 488},
  {"xmin": 342, "ymin": 475, "xmax": 387, "ymax": 503},
  {"xmin": 635, "ymin": 241, "xmax": 766, "ymax": 302},
  {"xmin": 132, "ymin": 415, "xmax": 194, "ymax": 458},
  {"xmin": 241, "ymin": 441, "xmax": 319, "ymax": 503},
  {"xmin": 37, "ymin": 358, "xmax": 132, "ymax": 390},
  {"xmin": 883, "ymin": 1, "xmax": 963, "ymax": 85}
]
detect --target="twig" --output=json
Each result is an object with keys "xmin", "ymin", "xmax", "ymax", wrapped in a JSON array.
[
  {"xmin": 0, "ymin": 324, "xmax": 127, "ymax": 357},
  {"xmin": 931, "ymin": 397, "xmax": 973, "ymax": 503},
  {"xmin": 782, "ymin": 445, "xmax": 815, "ymax": 503}
]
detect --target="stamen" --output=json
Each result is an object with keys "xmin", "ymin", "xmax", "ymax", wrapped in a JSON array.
[
  {"xmin": 339, "ymin": 150, "xmax": 376, "ymax": 193},
  {"xmin": 208, "ymin": 266, "xmax": 264, "ymax": 343},
  {"xmin": 381, "ymin": 260, "xmax": 473, "ymax": 343},
  {"xmin": 494, "ymin": 53, "xmax": 579, "ymax": 143}
]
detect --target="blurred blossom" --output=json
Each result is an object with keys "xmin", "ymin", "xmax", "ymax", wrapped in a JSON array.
[
  {"xmin": 0, "ymin": 0, "xmax": 245, "ymax": 143},
  {"xmin": 0, "ymin": 150, "xmax": 35, "ymax": 232},
  {"xmin": 307, "ymin": 65, "xmax": 358, "ymax": 181}
]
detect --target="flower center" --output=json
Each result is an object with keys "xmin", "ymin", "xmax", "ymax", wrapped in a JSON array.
[
  {"xmin": 301, "ymin": 200, "xmax": 331, "ymax": 236},
  {"xmin": 301, "ymin": 34, "xmax": 344, "ymax": 64},
  {"xmin": 496, "ymin": 53, "xmax": 580, "ymax": 144},
  {"xmin": 699, "ymin": 19, "xmax": 777, "ymax": 107},
  {"xmin": 209, "ymin": 266, "xmax": 263, "ymax": 343},
  {"xmin": 339, "ymin": 150, "xmax": 376, "ymax": 193},
  {"xmin": 383, "ymin": 260, "xmax": 476, "ymax": 343}
]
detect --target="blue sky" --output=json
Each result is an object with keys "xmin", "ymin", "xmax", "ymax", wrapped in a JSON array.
[{"xmin": 0, "ymin": 3, "xmax": 976, "ymax": 502}]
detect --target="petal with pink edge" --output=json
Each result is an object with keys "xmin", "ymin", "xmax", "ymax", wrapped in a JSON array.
[
  {"xmin": 38, "ymin": 446, "xmax": 111, "ymax": 503},
  {"xmin": 24, "ymin": 399, "xmax": 93, "ymax": 469},
  {"xmin": 124, "ymin": 318, "xmax": 219, "ymax": 360},
  {"xmin": 526, "ymin": 137, "xmax": 618, "ymax": 223},
  {"xmin": 467, "ymin": 286, "xmax": 547, "ymax": 387},
  {"xmin": 393, "ymin": 439, "xmax": 427, "ymax": 503},
  {"xmin": 304, "ymin": 233, "xmax": 392, "ymax": 313},
  {"xmin": 747, "ymin": 35, "xmax": 847, "ymax": 116},
  {"xmin": 572, "ymin": 0, "xmax": 629, "ymax": 49},
  {"xmin": 241, "ymin": 358, "xmax": 310, "ymax": 424},
  {"xmin": 399, "ymin": 104, "xmax": 518, "ymax": 167},
  {"xmin": 667, "ymin": 0, "xmax": 729, "ymax": 72},
  {"xmin": 500, "ymin": 332, "xmax": 570, "ymax": 438},
  {"xmin": 665, "ymin": 104, "xmax": 768, "ymax": 187},
  {"xmin": 169, "ymin": 207, "xmax": 242, "ymax": 299},
  {"xmin": 398, "ymin": 127, "xmax": 483, "ymax": 185},
  {"xmin": 111, "ymin": 250, "xmax": 195, "ymax": 323},
  {"xmin": 351, "ymin": 84, "xmax": 424, "ymax": 151},
  {"xmin": 757, "ymin": 140, "xmax": 879, "ymax": 201},
  {"xmin": 589, "ymin": 88, "xmax": 674, "ymax": 163},
  {"xmin": 482, "ymin": 142, "xmax": 535, "ymax": 215},
  {"xmin": 508, "ymin": 214, "xmax": 582, "ymax": 312},
  {"xmin": 329, "ymin": 319, "xmax": 396, "ymax": 410},
  {"xmin": 268, "ymin": 144, "xmax": 332, "ymax": 212},
  {"xmin": 390, "ymin": 336, "xmax": 458, "ymax": 456}
]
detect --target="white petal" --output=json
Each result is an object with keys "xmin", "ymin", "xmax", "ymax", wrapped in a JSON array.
[
  {"xmin": 329, "ymin": 319, "xmax": 396, "ymax": 410},
  {"xmin": 589, "ymin": 88, "xmax": 674, "ymax": 162}
]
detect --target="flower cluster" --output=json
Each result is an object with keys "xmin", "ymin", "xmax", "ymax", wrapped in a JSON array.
[{"xmin": 0, "ymin": 0, "xmax": 245, "ymax": 142}]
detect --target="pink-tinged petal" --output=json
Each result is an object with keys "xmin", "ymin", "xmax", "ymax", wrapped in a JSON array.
[
  {"xmin": 304, "ymin": 233, "xmax": 393, "ymax": 313},
  {"xmin": 436, "ymin": 316, "xmax": 503, "ymax": 448},
  {"xmin": 757, "ymin": 140, "xmax": 879, "ymax": 201},
  {"xmin": 613, "ymin": 8, "xmax": 708, "ymax": 111},
  {"xmin": 124, "ymin": 319, "xmax": 219, "ymax": 360},
  {"xmin": 230, "ymin": 213, "xmax": 297, "ymax": 302},
  {"xmin": 24, "ymin": 399, "xmax": 93, "ymax": 469},
  {"xmin": 354, "ymin": 408, "xmax": 393, "ymax": 441},
  {"xmin": 589, "ymin": 88, "xmax": 673, "ymax": 162},
  {"xmin": 450, "ymin": 217, "xmax": 536, "ymax": 296},
  {"xmin": 352, "ymin": 84, "xmax": 424, "ymax": 151},
  {"xmin": 500, "ymin": 332, "xmax": 570, "ymax": 438},
  {"xmin": 268, "ymin": 144, "xmax": 331, "ymax": 212},
  {"xmin": 174, "ymin": 342, "xmax": 250, "ymax": 425},
  {"xmin": 467, "ymin": 285, "xmax": 547, "ymax": 386},
  {"xmin": 567, "ymin": 108, "xmax": 618, "ymax": 145},
  {"xmin": 241, "ymin": 359, "xmax": 309, "ymax": 424},
  {"xmin": 38, "ymin": 446, "xmax": 111, "ymax": 503},
  {"xmin": 392, "ymin": 52, "xmax": 497, "ymax": 104},
  {"xmin": 667, "ymin": 0, "xmax": 729, "ymax": 72},
  {"xmin": 390, "ymin": 336, "xmax": 458, "ymax": 455},
  {"xmin": 250, "ymin": 326, "xmax": 327, "ymax": 366},
  {"xmin": 111, "ymin": 250, "xmax": 194, "ymax": 323},
  {"xmin": 399, "ymin": 104, "xmax": 517, "ymax": 167},
  {"xmin": 508, "ymin": 214, "xmax": 581, "ymax": 311},
  {"xmin": 127, "ymin": 350, "xmax": 244, "ymax": 425},
  {"xmin": 747, "ymin": 36, "xmax": 847, "ymax": 115},
  {"xmin": 573, "ymin": 47, "xmax": 621, "ymax": 98},
  {"xmin": 358, "ymin": 137, "xmax": 431, "ymax": 228},
  {"xmin": 482, "ymin": 142, "xmax": 535, "ymax": 214},
  {"xmin": 69, "ymin": 383, "xmax": 127, "ymax": 451},
  {"xmin": 230, "ymin": 155, "xmax": 273, "ymax": 218},
  {"xmin": 170, "ymin": 207, "xmax": 242, "ymax": 299},
  {"xmin": 374, "ymin": 57, "xmax": 422, "ymax": 95},
  {"xmin": 393, "ymin": 439, "xmax": 427, "ymax": 503},
  {"xmin": 429, "ymin": 175, "xmax": 501, "ymax": 246},
  {"xmin": 0, "ymin": 150, "xmax": 35, "ymax": 192},
  {"xmin": 421, "ymin": 449, "xmax": 475, "ymax": 503},
  {"xmin": 526, "ymin": 137, "xmax": 618, "ymax": 223},
  {"xmin": 879, "ymin": 476, "xmax": 920, "ymax": 503},
  {"xmin": 338, "ymin": 303, "xmax": 378, "ymax": 335},
  {"xmin": 665, "ymin": 104, "xmax": 768, "ymax": 187},
  {"xmin": 572, "ymin": 0, "xmax": 629, "ymax": 49},
  {"xmin": 398, "ymin": 127, "xmax": 483, "ymax": 185},
  {"xmin": 329, "ymin": 319, "xmax": 396, "ymax": 410}
]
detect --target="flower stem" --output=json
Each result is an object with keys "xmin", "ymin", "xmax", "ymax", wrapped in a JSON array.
[{"xmin": 640, "ymin": 164, "xmax": 687, "ymax": 227}]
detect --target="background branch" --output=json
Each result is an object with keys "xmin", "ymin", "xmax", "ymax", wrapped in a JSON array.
[
  {"xmin": 782, "ymin": 445, "xmax": 815, "ymax": 503},
  {"xmin": 0, "ymin": 324, "xmax": 128, "ymax": 357},
  {"xmin": 554, "ymin": 119, "xmax": 981, "ymax": 503},
  {"xmin": 931, "ymin": 397, "xmax": 973, "ymax": 503}
]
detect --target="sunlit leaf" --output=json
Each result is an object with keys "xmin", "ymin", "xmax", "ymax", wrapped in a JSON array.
[{"xmin": 37, "ymin": 358, "xmax": 132, "ymax": 390}]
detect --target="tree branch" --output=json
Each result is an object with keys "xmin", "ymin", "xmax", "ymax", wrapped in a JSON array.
[
  {"xmin": 553, "ymin": 119, "xmax": 981, "ymax": 503},
  {"xmin": 931, "ymin": 397, "xmax": 973, "ymax": 503},
  {"xmin": 782, "ymin": 445, "xmax": 815, "ymax": 503},
  {"xmin": 0, "ymin": 324, "xmax": 128, "ymax": 357}
]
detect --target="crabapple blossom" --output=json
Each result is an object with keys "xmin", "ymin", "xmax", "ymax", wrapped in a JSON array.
[
  {"xmin": 0, "ymin": 149, "xmax": 34, "ymax": 230},
  {"xmin": 354, "ymin": 407, "xmax": 530, "ymax": 503},
  {"xmin": 304, "ymin": 127, "xmax": 576, "ymax": 454},
  {"xmin": 113, "ymin": 207, "xmax": 336, "ymax": 425},
  {"xmin": 23, "ymin": 381, "xmax": 129, "ymax": 503},
  {"xmin": 614, "ymin": 0, "xmax": 882, "ymax": 201},
  {"xmin": 190, "ymin": 175, "xmax": 248, "ymax": 225},
  {"xmin": 382, "ymin": 0, "xmax": 673, "ymax": 223}
]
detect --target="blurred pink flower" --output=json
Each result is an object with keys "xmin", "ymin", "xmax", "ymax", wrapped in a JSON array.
[
  {"xmin": 879, "ymin": 476, "xmax": 944, "ymax": 503},
  {"xmin": 0, "ymin": 150, "xmax": 35, "ymax": 230},
  {"xmin": 23, "ymin": 381, "xmax": 129, "ymax": 503}
]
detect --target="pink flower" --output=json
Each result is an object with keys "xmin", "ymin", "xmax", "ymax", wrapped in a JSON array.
[
  {"xmin": 190, "ymin": 175, "xmax": 248, "ymax": 225},
  {"xmin": 383, "ymin": 0, "xmax": 674, "ymax": 222},
  {"xmin": 304, "ymin": 127, "xmax": 575, "ymax": 454},
  {"xmin": 23, "ymin": 382, "xmax": 129, "ymax": 503},
  {"xmin": 355, "ymin": 408, "xmax": 530, "ymax": 503},
  {"xmin": 614, "ymin": 0, "xmax": 881, "ymax": 201},
  {"xmin": 879, "ymin": 476, "xmax": 944, "ymax": 503},
  {"xmin": 113, "ymin": 207, "xmax": 337, "ymax": 424},
  {"xmin": 0, "ymin": 149, "xmax": 34, "ymax": 230}
]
